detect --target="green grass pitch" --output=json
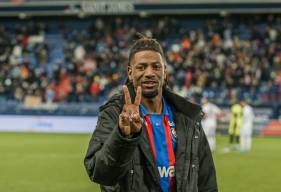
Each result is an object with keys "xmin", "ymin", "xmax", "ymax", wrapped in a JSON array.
[{"xmin": 0, "ymin": 132, "xmax": 280, "ymax": 192}]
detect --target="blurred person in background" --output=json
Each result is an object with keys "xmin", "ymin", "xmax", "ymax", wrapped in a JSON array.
[
  {"xmin": 201, "ymin": 96, "xmax": 222, "ymax": 152},
  {"xmin": 84, "ymin": 34, "xmax": 217, "ymax": 192},
  {"xmin": 228, "ymin": 100, "xmax": 243, "ymax": 151},
  {"xmin": 240, "ymin": 99, "xmax": 255, "ymax": 152}
]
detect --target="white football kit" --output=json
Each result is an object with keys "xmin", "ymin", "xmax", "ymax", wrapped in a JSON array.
[
  {"xmin": 202, "ymin": 102, "xmax": 221, "ymax": 151},
  {"xmin": 240, "ymin": 104, "xmax": 254, "ymax": 151}
]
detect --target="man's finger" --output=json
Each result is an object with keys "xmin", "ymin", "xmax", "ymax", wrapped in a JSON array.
[
  {"xmin": 131, "ymin": 121, "xmax": 142, "ymax": 133},
  {"xmin": 130, "ymin": 112, "xmax": 140, "ymax": 122},
  {"xmin": 123, "ymin": 85, "xmax": 131, "ymax": 104},
  {"xmin": 123, "ymin": 124, "xmax": 131, "ymax": 136},
  {"xmin": 134, "ymin": 86, "xmax": 142, "ymax": 105},
  {"xmin": 120, "ymin": 113, "xmax": 129, "ymax": 124}
]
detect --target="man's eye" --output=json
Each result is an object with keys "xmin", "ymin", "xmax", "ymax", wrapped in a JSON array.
[
  {"xmin": 153, "ymin": 64, "xmax": 162, "ymax": 70},
  {"xmin": 136, "ymin": 66, "xmax": 145, "ymax": 70}
]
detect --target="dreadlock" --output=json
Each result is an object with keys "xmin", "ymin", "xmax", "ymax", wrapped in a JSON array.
[{"xmin": 128, "ymin": 32, "xmax": 165, "ymax": 66}]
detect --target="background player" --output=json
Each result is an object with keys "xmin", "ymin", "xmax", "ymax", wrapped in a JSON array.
[
  {"xmin": 240, "ymin": 99, "xmax": 255, "ymax": 152},
  {"xmin": 201, "ymin": 96, "xmax": 222, "ymax": 152}
]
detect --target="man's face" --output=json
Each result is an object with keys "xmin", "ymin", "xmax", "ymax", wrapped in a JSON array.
[
  {"xmin": 128, "ymin": 50, "xmax": 167, "ymax": 99},
  {"xmin": 240, "ymin": 101, "xmax": 246, "ymax": 107}
]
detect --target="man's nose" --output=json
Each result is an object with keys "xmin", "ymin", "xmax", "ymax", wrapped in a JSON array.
[{"xmin": 144, "ymin": 66, "xmax": 155, "ymax": 77}]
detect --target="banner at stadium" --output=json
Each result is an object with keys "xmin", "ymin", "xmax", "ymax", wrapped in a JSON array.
[
  {"xmin": 81, "ymin": 1, "xmax": 134, "ymax": 13},
  {"xmin": 262, "ymin": 121, "xmax": 281, "ymax": 136},
  {"xmin": 0, "ymin": 115, "xmax": 97, "ymax": 133}
]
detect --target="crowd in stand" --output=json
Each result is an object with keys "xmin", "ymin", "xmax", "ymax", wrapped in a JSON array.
[{"xmin": 0, "ymin": 15, "xmax": 280, "ymax": 106}]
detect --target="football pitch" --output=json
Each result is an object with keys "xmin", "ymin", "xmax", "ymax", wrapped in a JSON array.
[{"xmin": 0, "ymin": 132, "xmax": 280, "ymax": 192}]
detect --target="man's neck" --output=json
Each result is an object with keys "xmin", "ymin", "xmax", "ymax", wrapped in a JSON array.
[{"xmin": 142, "ymin": 94, "xmax": 163, "ymax": 114}]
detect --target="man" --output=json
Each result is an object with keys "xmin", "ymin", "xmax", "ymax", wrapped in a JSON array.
[
  {"xmin": 201, "ymin": 97, "xmax": 222, "ymax": 152},
  {"xmin": 84, "ymin": 34, "xmax": 217, "ymax": 192},
  {"xmin": 240, "ymin": 99, "xmax": 254, "ymax": 152},
  {"xmin": 228, "ymin": 101, "xmax": 243, "ymax": 150}
]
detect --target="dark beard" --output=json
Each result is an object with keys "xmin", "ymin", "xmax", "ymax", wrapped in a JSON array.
[{"xmin": 142, "ymin": 90, "xmax": 158, "ymax": 98}]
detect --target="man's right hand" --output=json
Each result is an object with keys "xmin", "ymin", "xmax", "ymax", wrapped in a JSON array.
[{"xmin": 119, "ymin": 85, "xmax": 142, "ymax": 138}]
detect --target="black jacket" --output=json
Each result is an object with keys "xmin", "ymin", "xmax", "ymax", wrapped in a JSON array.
[{"xmin": 84, "ymin": 83, "xmax": 218, "ymax": 192}]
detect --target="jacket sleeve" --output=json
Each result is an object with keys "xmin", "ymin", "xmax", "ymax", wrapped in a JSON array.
[
  {"xmin": 84, "ymin": 105, "xmax": 141, "ymax": 186},
  {"xmin": 198, "ymin": 123, "xmax": 218, "ymax": 192}
]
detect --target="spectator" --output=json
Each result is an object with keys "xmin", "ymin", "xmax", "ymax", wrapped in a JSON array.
[{"xmin": 0, "ymin": 15, "xmax": 280, "ymax": 106}]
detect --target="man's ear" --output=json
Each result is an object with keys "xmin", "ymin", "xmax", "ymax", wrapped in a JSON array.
[
  {"xmin": 164, "ymin": 64, "xmax": 168, "ymax": 82},
  {"xmin": 128, "ymin": 65, "xmax": 132, "ymax": 81}
]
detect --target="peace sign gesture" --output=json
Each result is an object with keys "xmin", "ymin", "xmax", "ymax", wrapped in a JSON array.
[{"xmin": 119, "ymin": 85, "xmax": 142, "ymax": 138}]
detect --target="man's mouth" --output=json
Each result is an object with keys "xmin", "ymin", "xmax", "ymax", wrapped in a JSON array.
[{"xmin": 141, "ymin": 80, "xmax": 157, "ymax": 88}]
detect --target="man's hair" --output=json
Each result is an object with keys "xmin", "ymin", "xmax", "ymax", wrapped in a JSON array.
[{"xmin": 128, "ymin": 32, "xmax": 165, "ymax": 66}]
